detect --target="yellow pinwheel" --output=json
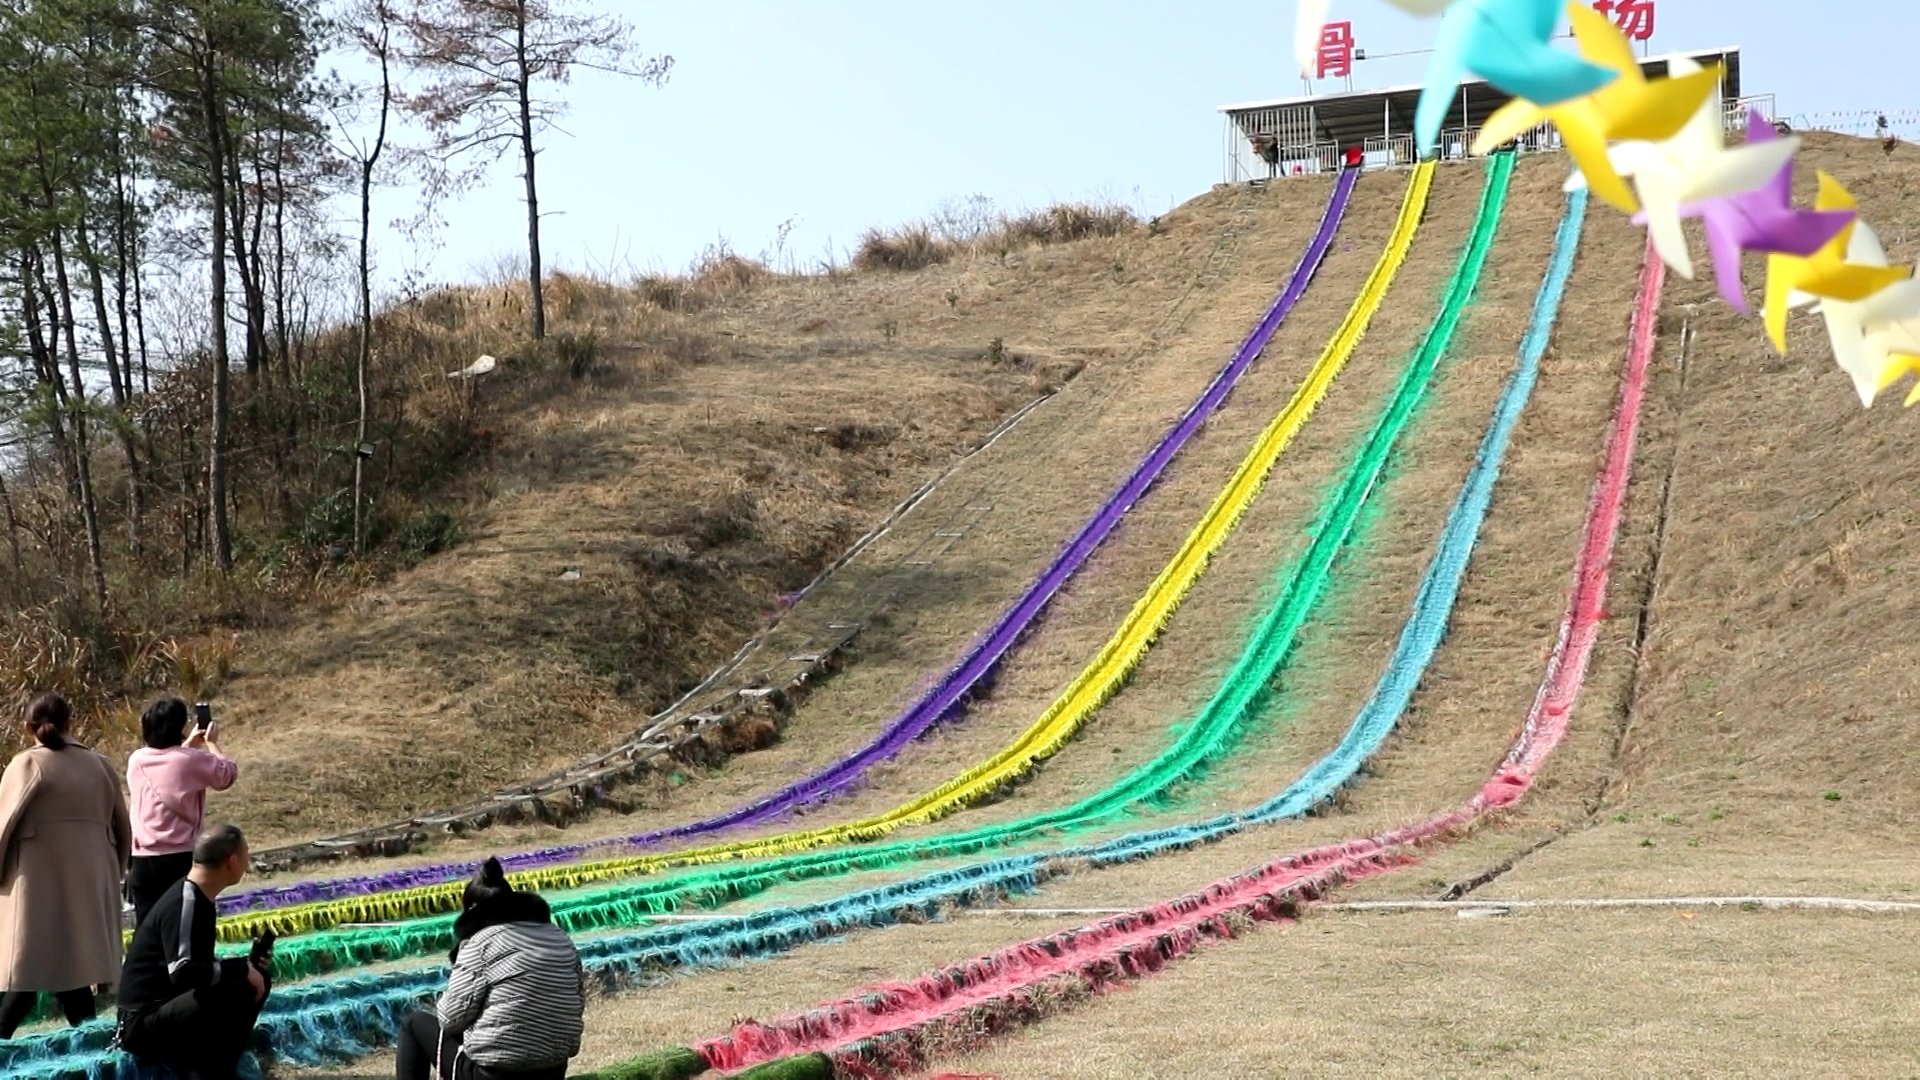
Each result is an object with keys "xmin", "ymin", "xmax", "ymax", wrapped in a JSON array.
[
  {"xmin": 1872, "ymin": 353, "xmax": 1920, "ymax": 408},
  {"xmin": 1761, "ymin": 171, "xmax": 1910, "ymax": 354},
  {"xmin": 1599, "ymin": 58, "xmax": 1801, "ymax": 279},
  {"xmin": 1472, "ymin": 1, "xmax": 1721, "ymax": 211},
  {"xmin": 1799, "ymin": 220, "xmax": 1920, "ymax": 405}
]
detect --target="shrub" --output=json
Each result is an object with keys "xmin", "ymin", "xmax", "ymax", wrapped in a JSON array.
[
  {"xmin": 999, "ymin": 202, "xmax": 1139, "ymax": 245},
  {"xmin": 853, "ymin": 224, "xmax": 952, "ymax": 271},
  {"xmin": 394, "ymin": 508, "xmax": 461, "ymax": 561},
  {"xmin": 635, "ymin": 275, "xmax": 688, "ymax": 311}
]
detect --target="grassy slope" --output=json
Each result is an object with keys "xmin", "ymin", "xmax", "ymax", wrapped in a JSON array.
[{"xmin": 286, "ymin": 138, "xmax": 1920, "ymax": 1079}]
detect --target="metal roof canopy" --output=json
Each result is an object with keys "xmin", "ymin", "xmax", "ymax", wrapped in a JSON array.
[{"xmin": 1218, "ymin": 46, "xmax": 1742, "ymax": 151}]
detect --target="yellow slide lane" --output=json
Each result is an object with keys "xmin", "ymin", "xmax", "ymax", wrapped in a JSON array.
[{"xmin": 235, "ymin": 162, "xmax": 1437, "ymax": 937}]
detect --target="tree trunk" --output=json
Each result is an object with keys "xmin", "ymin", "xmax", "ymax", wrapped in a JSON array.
[
  {"xmin": 515, "ymin": 8, "xmax": 546, "ymax": 341},
  {"xmin": 354, "ymin": 169, "xmax": 374, "ymax": 555},
  {"xmin": 229, "ymin": 145, "xmax": 280, "ymax": 525},
  {"xmin": 247, "ymin": 147, "xmax": 268, "ymax": 375},
  {"xmin": 21, "ymin": 248, "xmax": 79, "ymax": 508},
  {"xmin": 355, "ymin": 23, "xmax": 393, "ymax": 556},
  {"xmin": 131, "ymin": 215, "xmax": 152, "ymax": 397},
  {"xmin": 203, "ymin": 50, "xmax": 234, "ymax": 572},
  {"xmin": 112, "ymin": 120, "xmax": 141, "ymax": 400},
  {"xmin": 254, "ymin": 138, "xmax": 296, "ymax": 528},
  {"xmin": 75, "ymin": 222, "xmax": 127, "ymax": 407},
  {"xmin": 270, "ymin": 126, "xmax": 292, "ymax": 372},
  {"xmin": 47, "ymin": 228, "xmax": 112, "ymax": 611},
  {"xmin": 77, "ymin": 219, "xmax": 144, "ymax": 557},
  {"xmin": 224, "ymin": 136, "xmax": 264, "ymax": 377},
  {"xmin": 176, "ymin": 409, "xmax": 196, "ymax": 575},
  {"xmin": 0, "ymin": 470, "xmax": 24, "ymax": 582}
]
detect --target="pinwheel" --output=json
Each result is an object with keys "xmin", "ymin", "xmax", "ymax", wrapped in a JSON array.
[
  {"xmin": 1761, "ymin": 171, "xmax": 1910, "ymax": 354},
  {"xmin": 1870, "ymin": 352, "xmax": 1920, "ymax": 408},
  {"xmin": 1413, "ymin": 0, "xmax": 1617, "ymax": 156},
  {"xmin": 1471, "ymin": 2, "xmax": 1722, "ymax": 210},
  {"xmin": 1652, "ymin": 110, "xmax": 1853, "ymax": 311},
  {"xmin": 1801, "ymin": 219, "xmax": 1920, "ymax": 404},
  {"xmin": 1603, "ymin": 59, "xmax": 1803, "ymax": 279}
]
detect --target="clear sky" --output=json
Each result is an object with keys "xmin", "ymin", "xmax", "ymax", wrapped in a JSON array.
[{"xmin": 357, "ymin": 0, "xmax": 1920, "ymax": 290}]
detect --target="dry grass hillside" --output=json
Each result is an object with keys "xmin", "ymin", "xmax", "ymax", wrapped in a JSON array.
[
  {"xmin": 281, "ymin": 137, "xmax": 1920, "ymax": 1080},
  {"xmin": 392, "ymin": 153, "xmax": 1486, "ymax": 865},
  {"xmin": 930, "ymin": 135, "xmax": 1920, "ymax": 1077},
  {"xmin": 450, "ymin": 138, "xmax": 1918, "ymax": 1079},
  {"xmin": 213, "ymin": 188, "xmax": 1294, "ymax": 842}
]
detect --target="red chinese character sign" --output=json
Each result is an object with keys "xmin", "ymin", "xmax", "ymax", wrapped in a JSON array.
[
  {"xmin": 1293, "ymin": 1, "xmax": 1454, "ymax": 79},
  {"xmin": 1316, "ymin": 21, "xmax": 1356, "ymax": 79},
  {"xmin": 1592, "ymin": 0, "xmax": 1654, "ymax": 42}
]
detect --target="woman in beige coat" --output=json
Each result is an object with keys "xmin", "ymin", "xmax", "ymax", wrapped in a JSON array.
[{"xmin": 0, "ymin": 692, "xmax": 132, "ymax": 1037}]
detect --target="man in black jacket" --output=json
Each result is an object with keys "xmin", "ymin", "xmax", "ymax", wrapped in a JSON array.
[{"xmin": 117, "ymin": 824, "xmax": 271, "ymax": 1080}]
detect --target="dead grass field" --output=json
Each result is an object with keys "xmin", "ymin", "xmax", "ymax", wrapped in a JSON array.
[
  {"xmin": 474, "ymin": 154, "xmax": 1485, "ymax": 854},
  {"xmin": 215, "ymin": 183, "xmax": 1273, "ymax": 843},
  {"xmin": 274, "ymin": 138, "xmax": 1920, "ymax": 1080},
  {"xmin": 948, "ymin": 907, "xmax": 1920, "ymax": 1078},
  {"xmin": 244, "ymin": 154, "xmax": 1488, "ymax": 877},
  {"xmin": 215, "ymin": 338, "xmax": 1062, "ymax": 840}
]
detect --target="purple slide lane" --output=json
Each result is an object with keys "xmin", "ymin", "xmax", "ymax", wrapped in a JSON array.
[{"xmin": 224, "ymin": 165, "xmax": 1363, "ymax": 914}]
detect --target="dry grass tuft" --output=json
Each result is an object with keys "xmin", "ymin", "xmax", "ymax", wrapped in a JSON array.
[
  {"xmin": 854, "ymin": 200, "xmax": 1140, "ymax": 273},
  {"xmin": 855, "ymin": 223, "xmax": 952, "ymax": 272},
  {"xmin": 1000, "ymin": 203, "xmax": 1139, "ymax": 246},
  {"xmin": 634, "ymin": 274, "xmax": 692, "ymax": 312},
  {"xmin": 691, "ymin": 252, "xmax": 774, "ymax": 296}
]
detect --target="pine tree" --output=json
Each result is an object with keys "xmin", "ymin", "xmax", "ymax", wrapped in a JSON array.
[{"xmin": 397, "ymin": 0, "xmax": 672, "ymax": 340}]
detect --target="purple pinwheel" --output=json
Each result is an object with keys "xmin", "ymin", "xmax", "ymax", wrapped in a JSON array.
[{"xmin": 1648, "ymin": 109, "xmax": 1855, "ymax": 312}]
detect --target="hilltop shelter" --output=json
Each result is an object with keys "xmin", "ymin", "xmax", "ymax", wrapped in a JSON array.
[{"xmin": 1219, "ymin": 46, "xmax": 1771, "ymax": 182}]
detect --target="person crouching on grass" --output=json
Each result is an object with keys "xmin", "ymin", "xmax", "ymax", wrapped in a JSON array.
[
  {"xmin": 397, "ymin": 856, "xmax": 586, "ymax": 1080},
  {"xmin": 116, "ymin": 824, "xmax": 271, "ymax": 1080}
]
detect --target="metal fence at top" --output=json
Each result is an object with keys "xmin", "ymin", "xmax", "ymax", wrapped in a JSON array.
[{"xmin": 1221, "ymin": 90, "xmax": 1920, "ymax": 185}]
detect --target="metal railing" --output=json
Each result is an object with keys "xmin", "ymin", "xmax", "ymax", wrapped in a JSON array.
[
  {"xmin": 1724, "ymin": 94, "xmax": 1778, "ymax": 131},
  {"xmin": 1225, "ymin": 90, "xmax": 1786, "ymax": 185},
  {"xmin": 1361, "ymin": 133, "xmax": 1417, "ymax": 168}
]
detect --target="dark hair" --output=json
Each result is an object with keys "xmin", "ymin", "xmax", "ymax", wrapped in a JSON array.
[
  {"xmin": 463, "ymin": 856, "xmax": 512, "ymax": 911},
  {"xmin": 24, "ymin": 693, "xmax": 70, "ymax": 751},
  {"xmin": 193, "ymin": 823, "xmax": 247, "ymax": 867},
  {"xmin": 141, "ymin": 698, "xmax": 191, "ymax": 749}
]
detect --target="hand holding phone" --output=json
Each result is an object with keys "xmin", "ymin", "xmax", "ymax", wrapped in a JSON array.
[
  {"xmin": 249, "ymin": 928, "xmax": 276, "ymax": 972},
  {"xmin": 189, "ymin": 703, "xmax": 213, "ymax": 747}
]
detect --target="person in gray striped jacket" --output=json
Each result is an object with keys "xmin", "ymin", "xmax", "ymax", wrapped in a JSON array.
[{"xmin": 397, "ymin": 857, "xmax": 586, "ymax": 1080}]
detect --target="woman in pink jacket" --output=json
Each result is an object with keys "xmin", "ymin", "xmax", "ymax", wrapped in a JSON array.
[{"xmin": 125, "ymin": 699, "xmax": 238, "ymax": 928}]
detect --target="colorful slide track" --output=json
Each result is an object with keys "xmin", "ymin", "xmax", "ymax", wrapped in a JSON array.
[
  {"xmin": 208, "ymin": 162, "xmax": 1439, "ymax": 946},
  {"xmin": 225, "ymin": 167, "xmax": 1362, "ymax": 915},
  {"xmin": 2, "ymin": 159, "xmax": 1657, "ymax": 1080},
  {"xmin": 223, "ymin": 151, "xmax": 1528, "ymax": 1072},
  {"xmin": 180, "ymin": 156, "xmax": 1485, "ymax": 1022},
  {"xmin": 13, "ymin": 156, "xmax": 1508, "ymax": 1078},
  {"xmin": 615, "ymin": 216, "xmax": 1664, "ymax": 1080}
]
